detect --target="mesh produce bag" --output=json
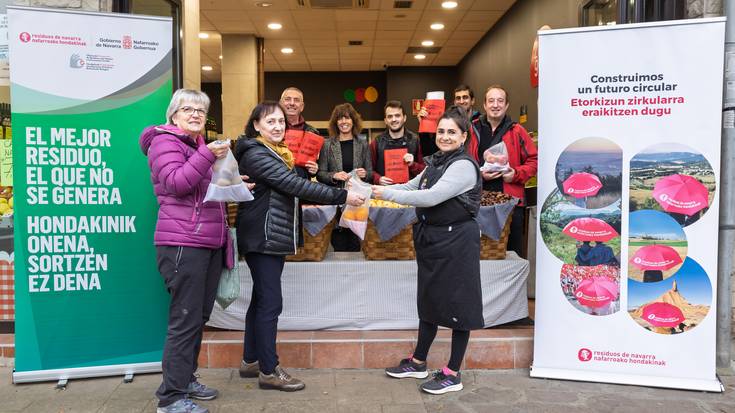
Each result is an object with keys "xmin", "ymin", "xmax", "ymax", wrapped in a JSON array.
[
  {"xmin": 204, "ymin": 148, "xmax": 253, "ymax": 203},
  {"xmin": 481, "ymin": 141, "xmax": 510, "ymax": 173},
  {"xmin": 338, "ymin": 175, "xmax": 372, "ymax": 240}
]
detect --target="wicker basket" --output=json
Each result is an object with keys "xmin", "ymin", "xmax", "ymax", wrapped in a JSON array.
[
  {"xmin": 480, "ymin": 214, "xmax": 512, "ymax": 260},
  {"xmin": 227, "ymin": 202, "xmax": 238, "ymax": 227},
  {"xmin": 362, "ymin": 221, "xmax": 415, "ymax": 260},
  {"xmin": 286, "ymin": 219, "xmax": 335, "ymax": 262}
]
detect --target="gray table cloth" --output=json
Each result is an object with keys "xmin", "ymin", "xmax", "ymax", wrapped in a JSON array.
[
  {"xmin": 301, "ymin": 205, "xmax": 337, "ymax": 236},
  {"xmin": 208, "ymin": 251, "xmax": 529, "ymax": 331},
  {"xmin": 368, "ymin": 206, "xmax": 417, "ymax": 241},
  {"xmin": 477, "ymin": 198, "xmax": 519, "ymax": 240}
]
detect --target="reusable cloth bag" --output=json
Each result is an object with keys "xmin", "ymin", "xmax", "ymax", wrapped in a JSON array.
[{"xmin": 216, "ymin": 228, "xmax": 240, "ymax": 309}]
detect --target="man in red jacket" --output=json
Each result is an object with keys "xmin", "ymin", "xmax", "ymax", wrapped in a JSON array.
[
  {"xmin": 466, "ymin": 85, "xmax": 538, "ymax": 257},
  {"xmin": 280, "ymin": 87, "xmax": 319, "ymax": 177}
]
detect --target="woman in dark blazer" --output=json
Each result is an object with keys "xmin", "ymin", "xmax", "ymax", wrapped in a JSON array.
[{"xmin": 317, "ymin": 103, "xmax": 372, "ymax": 251}]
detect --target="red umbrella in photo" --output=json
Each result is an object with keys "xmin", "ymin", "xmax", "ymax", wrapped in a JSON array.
[
  {"xmin": 574, "ymin": 276, "xmax": 619, "ymax": 308},
  {"xmin": 641, "ymin": 302, "xmax": 685, "ymax": 327},
  {"xmin": 652, "ymin": 174, "xmax": 709, "ymax": 216},
  {"xmin": 562, "ymin": 217, "xmax": 619, "ymax": 242},
  {"xmin": 562, "ymin": 172, "xmax": 602, "ymax": 198},
  {"xmin": 629, "ymin": 244, "xmax": 683, "ymax": 271}
]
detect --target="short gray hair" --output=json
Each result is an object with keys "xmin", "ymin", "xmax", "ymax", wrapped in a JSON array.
[
  {"xmin": 165, "ymin": 89, "xmax": 211, "ymax": 125},
  {"xmin": 280, "ymin": 87, "xmax": 304, "ymax": 101}
]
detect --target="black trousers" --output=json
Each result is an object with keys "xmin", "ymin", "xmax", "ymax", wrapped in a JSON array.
[
  {"xmin": 332, "ymin": 208, "xmax": 361, "ymax": 252},
  {"xmin": 242, "ymin": 252, "xmax": 286, "ymax": 375},
  {"xmin": 331, "ymin": 227, "xmax": 361, "ymax": 252},
  {"xmin": 156, "ymin": 246, "xmax": 223, "ymax": 407},
  {"xmin": 413, "ymin": 320, "xmax": 470, "ymax": 372},
  {"xmin": 506, "ymin": 206, "xmax": 526, "ymax": 258}
]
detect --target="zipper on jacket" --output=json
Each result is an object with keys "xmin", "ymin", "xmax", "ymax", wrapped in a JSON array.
[
  {"xmin": 220, "ymin": 202, "xmax": 226, "ymax": 247},
  {"xmin": 293, "ymin": 197, "xmax": 298, "ymax": 253},
  {"xmin": 192, "ymin": 186, "xmax": 202, "ymax": 222},
  {"xmin": 192, "ymin": 186, "xmax": 203, "ymax": 233},
  {"xmin": 264, "ymin": 211, "xmax": 270, "ymax": 241}
]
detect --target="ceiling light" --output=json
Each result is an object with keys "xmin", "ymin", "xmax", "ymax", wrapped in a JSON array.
[
  {"xmin": 256, "ymin": 2, "xmax": 273, "ymax": 7},
  {"xmin": 267, "ymin": 23, "xmax": 282, "ymax": 30},
  {"xmin": 441, "ymin": 1, "xmax": 458, "ymax": 9},
  {"xmin": 198, "ymin": 32, "xmax": 209, "ymax": 39},
  {"xmin": 430, "ymin": 23, "xmax": 445, "ymax": 30},
  {"xmin": 281, "ymin": 47, "xmax": 294, "ymax": 54},
  {"xmin": 202, "ymin": 65, "xmax": 213, "ymax": 71},
  {"xmin": 219, "ymin": 55, "xmax": 222, "ymax": 59},
  {"xmin": 414, "ymin": 54, "xmax": 426, "ymax": 60},
  {"xmin": 421, "ymin": 40, "xmax": 434, "ymax": 47}
]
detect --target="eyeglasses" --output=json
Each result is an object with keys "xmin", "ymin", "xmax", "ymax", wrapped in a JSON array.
[{"xmin": 179, "ymin": 106, "xmax": 207, "ymax": 117}]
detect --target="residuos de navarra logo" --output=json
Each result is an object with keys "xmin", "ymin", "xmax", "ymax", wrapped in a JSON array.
[
  {"xmin": 578, "ymin": 348, "xmax": 592, "ymax": 362},
  {"xmin": 19, "ymin": 32, "xmax": 31, "ymax": 43}
]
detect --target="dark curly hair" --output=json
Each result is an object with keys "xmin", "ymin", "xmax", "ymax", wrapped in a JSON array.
[{"xmin": 328, "ymin": 103, "xmax": 363, "ymax": 138}]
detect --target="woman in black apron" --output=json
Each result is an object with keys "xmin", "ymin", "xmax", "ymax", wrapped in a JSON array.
[{"xmin": 372, "ymin": 106, "xmax": 482, "ymax": 395}]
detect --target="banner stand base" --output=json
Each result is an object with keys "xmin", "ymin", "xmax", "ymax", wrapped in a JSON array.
[
  {"xmin": 530, "ymin": 366, "xmax": 724, "ymax": 392},
  {"xmin": 12, "ymin": 362, "xmax": 161, "ymax": 384}
]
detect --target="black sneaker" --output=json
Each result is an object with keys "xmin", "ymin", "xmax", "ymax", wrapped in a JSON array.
[
  {"xmin": 385, "ymin": 358, "xmax": 429, "ymax": 379},
  {"xmin": 419, "ymin": 371, "xmax": 463, "ymax": 394}
]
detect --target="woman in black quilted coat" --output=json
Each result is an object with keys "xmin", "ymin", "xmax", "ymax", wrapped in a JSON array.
[{"xmin": 234, "ymin": 101, "xmax": 364, "ymax": 392}]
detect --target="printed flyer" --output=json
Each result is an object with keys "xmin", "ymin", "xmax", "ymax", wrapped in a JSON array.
[
  {"xmin": 9, "ymin": 6, "xmax": 172, "ymax": 383},
  {"xmin": 532, "ymin": 18, "xmax": 725, "ymax": 391}
]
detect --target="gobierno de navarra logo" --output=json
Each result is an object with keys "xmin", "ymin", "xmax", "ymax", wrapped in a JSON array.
[
  {"xmin": 69, "ymin": 53, "xmax": 84, "ymax": 68},
  {"xmin": 578, "ymin": 348, "xmax": 593, "ymax": 362}
]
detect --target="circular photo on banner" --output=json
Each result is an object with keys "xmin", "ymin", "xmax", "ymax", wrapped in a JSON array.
[
  {"xmin": 628, "ymin": 210, "xmax": 687, "ymax": 283},
  {"xmin": 629, "ymin": 143, "xmax": 715, "ymax": 227},
  {"xmin": 560, "ymin": 264, "xmax": 620, "ymax": 316},
  {"xmin": 555, "ymin": 137, "xmax": 622, "ymax": 209},
  {"xmin": 540, "ymin": 188, "xmax": 621, "ymax": 265},
  {"xmin": 628, "ymin": 257, "xmax": 712, "ymax": 335}
]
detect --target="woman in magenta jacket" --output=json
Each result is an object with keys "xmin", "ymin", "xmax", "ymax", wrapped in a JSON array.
[{"xmin": 140, "ymin": 89, "xmax": 230, "ymax": 413}]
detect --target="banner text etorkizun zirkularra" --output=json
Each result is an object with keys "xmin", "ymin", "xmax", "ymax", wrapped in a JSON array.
[{"xmin": 532, "ymin": 18, "xmax": 725, "ymax": 392}]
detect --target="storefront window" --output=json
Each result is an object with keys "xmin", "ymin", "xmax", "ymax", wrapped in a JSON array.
[
  {"xmin": 114, "ymin": 0, "xmax": 182, "ymax": 89},
  {"xmin": 580, "ymin": 0, "xmax": 687, "ymax": 26},
  {"xmin": 580, "ymin": 0, "xmax": 618, "ymax": 26}
]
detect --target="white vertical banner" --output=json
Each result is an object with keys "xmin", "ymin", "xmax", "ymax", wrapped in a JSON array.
[{"xmin": 532, "ymin": 18, "xmax": 725, "ymax": 392}]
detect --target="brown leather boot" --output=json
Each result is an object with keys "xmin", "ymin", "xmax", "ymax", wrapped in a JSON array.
[
  {"xmin": 258, "ymin": 365, "xmax": 305, "ymax": 392},
  {"xmin": 238, "ymin": 360, "xmax": 259, "ymax": 378}
]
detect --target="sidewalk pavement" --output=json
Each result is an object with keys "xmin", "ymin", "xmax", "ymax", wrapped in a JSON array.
[{"xmin": 2, "ymin": 367, "xmax": 735, "ymax": 413}]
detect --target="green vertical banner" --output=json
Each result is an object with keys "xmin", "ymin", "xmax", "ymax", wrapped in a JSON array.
[{"xmin": 9, "ymin": 6, "xmax": 172, "ymax": 382}]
